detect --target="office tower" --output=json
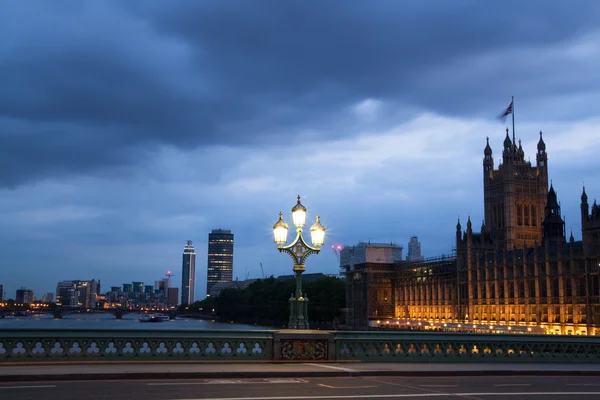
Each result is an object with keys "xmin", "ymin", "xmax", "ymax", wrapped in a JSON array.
[
  {"xmin": 132, "ymin": 282, "xmax": 144, "ymax": 294},
  {"xmin": 56, "ymin": 281, "xmax": 77, "ymax": 306},
  {"xmin": 207, "ymin": 229, "xmax": 234, "ymax": 296},
  {"xmin": 406, "ymin": 236, "xmax": 424, "ymax": 262},
  {"xmin": 181, "ymin": 240, "xmax": 196, "ymax": 305},
  {"xmin": 168, "ymin": 287, "xmax": 179, "ymax": 306},
  {"xmin": 16, "ymin": 287, "xmax": 34, "ymax": 304},
  {"xmin": 122, "ymin": 283, "xmax": 133, "ymax": 294},
  {"xmin": 56, "ymin": 280, "xmax": 98, "ymax": 308}
]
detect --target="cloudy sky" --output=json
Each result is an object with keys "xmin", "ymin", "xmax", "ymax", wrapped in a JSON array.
[{"xmin": 1, "ymin": 0, "xmax": 600, "ymax": 301}]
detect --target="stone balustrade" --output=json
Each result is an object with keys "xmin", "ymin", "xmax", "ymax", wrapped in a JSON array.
[
  {"xmin": 334, "ymin": 331, "xmax": 600, "ymax": 363},
  {"xmin": 0, "ymin": 329, "xmax": 272, "ymax": 361},
  {"xmin": 1, "ymin": 329, "xmax": 600, "ymax": 363}
]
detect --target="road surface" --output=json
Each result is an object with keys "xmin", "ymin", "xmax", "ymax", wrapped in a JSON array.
[{"xmin": 2, "ymin": 375, "xmax": 600, "ymax": 399}]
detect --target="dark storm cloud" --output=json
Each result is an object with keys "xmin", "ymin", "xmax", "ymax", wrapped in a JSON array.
[
  {"xmin": 148, "ymin": 0, "xmax": 600, "ymax": 111},
  {"xmin": 1, "ymin": 0, "xmax": 599, "ymax": 187}
]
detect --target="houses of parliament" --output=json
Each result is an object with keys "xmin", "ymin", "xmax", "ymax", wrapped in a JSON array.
[{"xmin": 343, "ymin": 129, "xmax": 600, "ymax": 335}]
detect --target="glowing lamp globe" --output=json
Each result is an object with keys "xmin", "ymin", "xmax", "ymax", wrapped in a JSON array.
[
  {"xmin": 291, "ymin": 195, "xmax": 307, "ymax": 228},
  {"xmin": 272, "ymin": 212, "xmax": 289, "ymax": 245},
  {"xmin": 310, "ymin": 215, "xmax": 326, "ymax": 247}
]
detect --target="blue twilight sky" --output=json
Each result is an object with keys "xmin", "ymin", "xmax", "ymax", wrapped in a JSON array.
[{"xmin": 1, "ymin": 1, "xmax": 600, "ymax": 300}]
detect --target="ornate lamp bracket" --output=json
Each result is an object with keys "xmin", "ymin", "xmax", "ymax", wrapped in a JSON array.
[{"xmin": 278, "ymin": 228, "xmax": 320, "ymax": 267}]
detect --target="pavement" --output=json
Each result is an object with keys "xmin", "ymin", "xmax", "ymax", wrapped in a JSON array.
[{"xmin": 2, "ymin": 361, "xmax": 600, "ymax": 382}]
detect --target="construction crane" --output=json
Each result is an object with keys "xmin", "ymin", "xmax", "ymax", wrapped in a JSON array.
[
  {"xmin": 259, "ymin": 262, "xmax": 265, "ymax": 278},
  {"xmin": 331, "ymin": 244, "xmax": 343, "ymax": 263},
  {"xmin": 166, "ymin": 270, "xmax": 175, "ymax": 278}
]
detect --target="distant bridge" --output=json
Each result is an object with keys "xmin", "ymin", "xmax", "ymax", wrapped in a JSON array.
[{"xmin": 0, "ymin": 307, "xmax": 217, "ymax": 320}]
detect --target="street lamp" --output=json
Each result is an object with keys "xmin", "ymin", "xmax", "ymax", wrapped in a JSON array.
[{"xmin": 273, "ymin": 195, "xmax": 326, "ymax": 329}]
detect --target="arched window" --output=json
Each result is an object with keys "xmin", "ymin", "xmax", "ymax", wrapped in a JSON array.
[
  {"xmin": 531, "ymin": 205, "xmax": 537, "ymax": 226},
  {"xmin": 524, "ymin": 203, "xmax": 529, "ymax": 226},
  {"xmin": 517, "ymin": 203, "xmax": 523, "ymax": 226},
  {"xmin": 493, "ymin": 206, "xmax": 498, "ymax": 228}
]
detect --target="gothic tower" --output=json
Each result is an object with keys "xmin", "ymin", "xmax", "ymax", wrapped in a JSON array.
[
  {"xmin": 581, "ymin": 187, "xmax": 600, "ymax": 256},
  {"xmin": 542, "ymin": 183, "xmax": 566, "ymax": 245},
  {"xmin": 483, "ymin": 129, "xmax": 549, "ymax": 251}
]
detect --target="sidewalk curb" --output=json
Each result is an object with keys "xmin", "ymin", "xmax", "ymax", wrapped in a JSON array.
[{"xmin": 2, "ymin": 369, "xmax": 600, "ymax": 382}]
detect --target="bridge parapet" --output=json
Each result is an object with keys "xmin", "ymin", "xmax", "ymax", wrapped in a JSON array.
[
  {"xmin": 0, "ymin": 330, "xmax": 599, "ymax": 363},
  {"xmin": 333, "ymin": 331, "xmax": 600, "ymax": 363},
  {"xmin": 0, "ymin": 329, "xmax": 272, "ymax": 362}
]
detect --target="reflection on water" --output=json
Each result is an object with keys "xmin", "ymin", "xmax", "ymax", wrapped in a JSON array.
[{"xmin": 0, "ymin": 314, "xmax": 270, "ymax": 331}]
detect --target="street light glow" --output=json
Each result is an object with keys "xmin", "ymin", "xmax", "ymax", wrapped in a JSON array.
[
  {"xmin": 291, "ymin": 195, "xmax": 307, "ymax": 228},
  {"xmin": 310, "ymin": 215, "xmax": 326, "ymax": 247},
  {"xmin": 273, "ymin": 212, "xmax": 289, "ymax": 245}
]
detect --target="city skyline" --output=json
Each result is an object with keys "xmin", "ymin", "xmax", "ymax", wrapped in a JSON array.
[{"xmin": 1, "ymin": 1, "xmax": 600, "ymax": 299}]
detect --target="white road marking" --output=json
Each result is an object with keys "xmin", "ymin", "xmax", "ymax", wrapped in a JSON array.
[
  {"xmin": 419, "ymin": 385, "xmax": 458, "ymax": 388},
  {"xmin": 568, "ymin": 383, "xmax": 600, "ymax": 386},
  {"xmin": 174, "ymin": 392, "xmax": 600, "ymax": 400},
  {"xmin": 493, "ymin": 383, "xmax": 531, "ymax": 387},
  {"xmin": 305, "ymin": 363, "xmax": 358, "ymax": 372},
  {"xmin": 318, "ymin": 384, "xmax": 378, "ymax": 389},
  {"xmin": 0, "ymin": 385, "xmax": 56, "ymax": 390},
  {"xmin": 150, "ymin": 379, "xmax": 304, "ymax": 386}
]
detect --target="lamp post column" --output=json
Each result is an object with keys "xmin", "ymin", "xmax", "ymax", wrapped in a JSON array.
[{"xmin": 294, "ymin": 263, "xmax": 306, "ymax": 329}]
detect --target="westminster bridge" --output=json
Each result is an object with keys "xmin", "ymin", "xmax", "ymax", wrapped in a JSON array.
[{"xmin": 1, "ymin": 328, "xmax": 600, "ymax": 363}]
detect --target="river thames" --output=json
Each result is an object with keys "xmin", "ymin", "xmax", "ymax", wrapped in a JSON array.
[{"xmin": 0, "ymin": 314, "xmax": 272, "ymax": 330}]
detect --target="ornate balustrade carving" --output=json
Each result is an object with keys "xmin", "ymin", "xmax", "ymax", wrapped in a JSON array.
[
  {"xmin": 0, "ymin": 329, "xmax": 270, "ymax": 362},
  {"xmin": 335, "ymin": 332, "xmax": 600, "ymax": 363}
]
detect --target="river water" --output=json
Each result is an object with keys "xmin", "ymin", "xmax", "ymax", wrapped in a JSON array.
[{"xmin": 0, "ymin": 314, "xmax": 272, "ymax": 331}]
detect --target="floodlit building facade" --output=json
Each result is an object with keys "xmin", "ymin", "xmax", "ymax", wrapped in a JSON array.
[{"xmin": 343, "ymin": 131, "xmax": 600, "ymax": 335}]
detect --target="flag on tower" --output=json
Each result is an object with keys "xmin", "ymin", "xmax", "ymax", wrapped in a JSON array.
[{"xmin": 498, "ymin": 99, "xmax": 513, "ymax": 119}]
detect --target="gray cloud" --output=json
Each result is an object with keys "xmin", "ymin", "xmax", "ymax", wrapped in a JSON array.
[{"xmin": 1, "ymin": 1, "xmax": 599, "ymax": 187}]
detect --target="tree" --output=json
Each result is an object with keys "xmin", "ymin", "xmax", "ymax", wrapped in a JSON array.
[{"xmin": 212, "ymin": 276, "xmax": 345, "ymax": 326}]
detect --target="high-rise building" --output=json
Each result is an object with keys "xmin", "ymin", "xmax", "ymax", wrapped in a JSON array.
[
  {"xmin": 56, "ymin": 280, "xmax": 98, "ymax": 308},
  {"xmin": 56, "ymin": 281, "xmax": 77, "ymax": 306},
  {"xmin": 168, "ymin": 287, "xmax": 179, "ymax": 306},
  {"xmin": 207, "ymin": 229, "xmax": 234, "ymax": 296},
  {"xmin": 406, "ymin": 236, "xmax": 424, "ymax": 262},
  {"xmin": 181, "ymin": 240, "xmax": 196, "ymax": 305},
  {"xmin": 132, "ymin": 282, "xmax": 144, "ymax": 294},
  {"xmin": 16, "ymin": 287, "xmax": 34, "ymax": 304}
]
